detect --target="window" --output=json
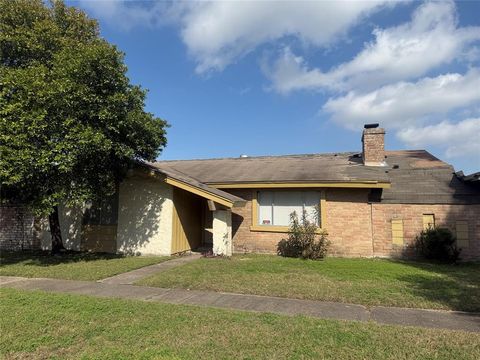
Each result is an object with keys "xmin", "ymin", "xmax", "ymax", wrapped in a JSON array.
[
  {"xmin": 422, "ymin": 214, "xmax": 435, "ymax": 230},
  {"xmin": 257, "ymin": 191, "xmax": 321, "ymax": 227},
  {"xmin": 456, "ymin": 221, "xmax": 469, "ymax": 249},
  {"xmin": 391, "ymin": 219, "xmax": 404, "ymax": 245}
]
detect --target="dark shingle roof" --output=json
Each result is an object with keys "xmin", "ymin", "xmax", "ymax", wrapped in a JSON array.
[
  {"xmin": 455, "ymin": 171, "xmax": 480, "ymax": 185},
  {"xmin": 154, "ymin": 152, "xmax": 389, "ymax": 184},
  {"xmin": 381, "ymin": 151, "xmax": 480, "ymax": 204},
  {"xmin": 153, "ymin": 150, "xmax": 480, "ymax": 204}
]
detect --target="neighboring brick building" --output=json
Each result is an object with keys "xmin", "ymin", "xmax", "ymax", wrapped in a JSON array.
[
  {"xmin": 0, "ymin": 206, "xmax": 39, "ymax": 251},
  {"xmin": 2, "ymin": 124, "xmax": 479, "ymax": 260}
]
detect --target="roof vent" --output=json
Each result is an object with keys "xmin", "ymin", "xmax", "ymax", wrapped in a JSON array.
[
  {"xmin": 364, "ymin": 123, "xmax": 379, "ymax": 129},
  {"xmin": 239, "ymin": 154, "xmax": 249, "ymax": 158}
]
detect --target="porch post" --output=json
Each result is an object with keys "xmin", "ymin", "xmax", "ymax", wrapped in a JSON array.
[{"xmin": 212, "ymin": 209, "xmax": 232, "ymax": 256}]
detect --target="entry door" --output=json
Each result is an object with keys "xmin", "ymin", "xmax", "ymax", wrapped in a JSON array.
[{"xmin": 171, "ymin": 188, "xmax": 202, "ymax": 254}]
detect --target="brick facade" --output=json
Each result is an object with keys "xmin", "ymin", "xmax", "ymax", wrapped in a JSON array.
[
  {"xmin": 371, "ymin": 203, "xmax": 480, "ymax": 261},
  {"xmin": 228, "ymin": 188, "xmax": 480, "ymax": 260},
  {"xmin": 2, "ymin": 189, "xmax": 479, "ymax": 260},
  {"xmin": 0, "ymin": 206, "xmax": 40, "ymax": 251}
]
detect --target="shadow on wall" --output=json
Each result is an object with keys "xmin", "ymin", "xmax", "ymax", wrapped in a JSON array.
[
  {"xmin": 397, "ymin": 202, "xmax": 480, "ymax": 261},
  {"xmin": 116, "ymin": 178, "xmax": 167, "ymax": 255},
  {"xmin": 61, "ymin": 206, "xmax": 84, "ymax": 251},
  {"xmin": 232, "ymin": 212, "xmax": 244, "ymax": 239},
  {"xmin": 38, "ymin": 205, "xmax": 85, "ymax": 251}
]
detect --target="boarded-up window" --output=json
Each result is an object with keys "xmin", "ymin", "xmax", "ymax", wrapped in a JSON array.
[
  {"xmin": 456, "ymin": 221, "xmax": 469, "ymax": 249},
  {"xmin": 391, "ymin": 219, "xmax": 404, "ymax": 245},
  {"xmin": 422, "ymin": 214, "xmax": 435, "ymax": 230}
]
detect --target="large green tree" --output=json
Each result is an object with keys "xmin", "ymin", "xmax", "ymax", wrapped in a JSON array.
[{"xmin": 0, "ymin": 0, "xmax": 168, "ymax": 252}]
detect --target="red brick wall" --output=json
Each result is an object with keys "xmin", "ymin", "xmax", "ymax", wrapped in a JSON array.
[
  {"xmin": 229, "ymin": 188, "xmax": 375, "ymax": 256},
  {"xmin": 372, "ymin": 203, "xmax": 480, "ymax": 260},
  {"xmin": 0, "ymin": 206, "xmax": 40, "ymax": 251},
  {"xmin": 229, "ymin": 189, "xmax": 284, "ymax": 253},
  {"xmin": 324, "ymin": 189, "xmax": 374, "ymax": 257},
  {"xmin": 228, "ymin": 189, "xmax": 480, "ymax": 260}
]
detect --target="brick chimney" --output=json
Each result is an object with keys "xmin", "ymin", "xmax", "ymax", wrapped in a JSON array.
[{"xmin": 362, "ymin": 124, "xmax": 386, "ymax": 166}]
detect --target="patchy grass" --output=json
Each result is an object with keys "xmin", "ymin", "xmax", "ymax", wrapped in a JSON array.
[
  {"xmin": 0, "ymin": 251, "xmax": 169, "ymax": 281},
  {"xmin": 139, "ymin": 254, "xmax": 480, "ymax": 312},
  {"xmin": 1, "ymin": 288, "xmax": 479, "ymax": 359}
]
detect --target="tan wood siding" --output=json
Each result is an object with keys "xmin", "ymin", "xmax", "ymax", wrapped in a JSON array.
[{"xmin": 171, "ymin": 188, "xmax": 202, "ymax": 254}]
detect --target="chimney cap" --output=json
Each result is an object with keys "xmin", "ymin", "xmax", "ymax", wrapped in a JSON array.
[{"xmin": 364, "ymin": 123, "xmax": 379, "ymax": 129}]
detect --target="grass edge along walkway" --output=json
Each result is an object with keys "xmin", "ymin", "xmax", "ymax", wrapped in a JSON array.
[
  {"xmin": 0, "ymin": 251, "xmax": 170, "ymax": 281},
  {"xmin": 137, "ymin": 254, "xmax": 480, "ymax": 312},
  {"xmin": 2, "ymin": 287, "xmax": 479, "ymax": 360},
  {"xmin": 1, "ymin": 275, "xmax": 479, "ymax": 333}
]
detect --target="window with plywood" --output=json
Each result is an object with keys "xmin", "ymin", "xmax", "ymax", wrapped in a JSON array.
[{"xmin": 391, "ymin": 219, "xmax": 404, "ymax": 245}]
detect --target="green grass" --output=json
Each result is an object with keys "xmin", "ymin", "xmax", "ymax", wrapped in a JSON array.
[
  {"xmin": 0, "ymin": 251, "xmax": 169, "ymax": 281},
  {"xmin": 1, "ymin": 288, "xmax": 479, "ymax": 359},
  {"xmin": 138, "ymin": 254, "xmax": 480, "ymax": 312}
]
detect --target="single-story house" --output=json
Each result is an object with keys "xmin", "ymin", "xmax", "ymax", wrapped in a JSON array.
[{"xmin": 1, "ymin": 124, "xmax": 479, "ymax": 260}]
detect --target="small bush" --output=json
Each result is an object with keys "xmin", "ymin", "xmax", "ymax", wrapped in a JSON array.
[
  {"xmin": 414, "ymin": 227, "xmax": 460, "ymax": 263},
  {"xmin": 277, "ymin": 211, "xmax": 330, "ymax": 260}
]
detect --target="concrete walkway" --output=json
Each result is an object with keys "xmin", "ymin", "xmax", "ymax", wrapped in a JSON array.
[
  {"xmin": 99, "ymin": 253, "xmax": 202, "ymax": 285},
  {"xmin": 1, "ymin": 275, "xmax": 479, "ymax": 333}
]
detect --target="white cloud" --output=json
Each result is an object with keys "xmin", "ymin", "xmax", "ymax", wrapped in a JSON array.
[
  {"xmin": 397, "ymin": 118, "xmax": 480, "ymax": 159},
  {"xmin": 180, "ymin": 1, "xmax": 395, "ymax": 73},
  {"xmin": 77, "ymin": 1, "xmax": 480, "ymax": 165},
  {"xmin": 78, "ymin": 0, "xmax": 394, "ymax": 73},
  {"xmin": 322, "ymin": 68, "xmax": 480, "ymax": 130},
  {"xmin": 267, "ymin": 1, "xmax": 480, "ymax": 93}
]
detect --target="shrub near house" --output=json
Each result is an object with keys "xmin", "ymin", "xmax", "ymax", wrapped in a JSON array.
[
  {"xmin": 278, "ymin": 211, "xmax": 330, "ymax": 260},
  {"xmin": 415, "ymin": 227, "xmax": 460, "ymax": 263}
]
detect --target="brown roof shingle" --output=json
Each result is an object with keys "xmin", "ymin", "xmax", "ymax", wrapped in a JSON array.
[
  {"xmin": 154, "ymin": 152, "xmax": 390, "ymax": 184},
  {"xmin": 153, "ymin": 150, "xmax": 480, "ymax": 204}
]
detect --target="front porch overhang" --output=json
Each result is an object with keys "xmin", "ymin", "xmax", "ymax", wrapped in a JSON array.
[
  {"xmin": 165, "ymin": 177, "xmax": 245, "ymax": 208},
  {"xmin": 138, "ymin": 161, "xmax": 246, "ymax": 209}
]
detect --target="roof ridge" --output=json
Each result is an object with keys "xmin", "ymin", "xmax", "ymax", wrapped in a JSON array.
[{"xmin": 155, "ymin": 151, "xmax": 361, "ymax": 163}]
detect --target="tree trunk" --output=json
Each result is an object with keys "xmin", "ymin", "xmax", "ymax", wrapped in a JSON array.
[{"xmin": 49, "ymin": 205, "xmax": 65, "ymax": 254}]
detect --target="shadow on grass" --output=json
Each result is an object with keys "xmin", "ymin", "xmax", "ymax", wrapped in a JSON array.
[
  {"xmin": 387, "ymin": 259, "xmax": 480, "ymax": 312},
  {"xmin": 0, "ymin": 250, "xmax": 127, "ymax": 267}
]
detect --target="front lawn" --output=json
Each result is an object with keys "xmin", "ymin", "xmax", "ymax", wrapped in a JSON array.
[
  {"xmin": 1, "ymin": 288, "xmax": 478, "ymax": 359},
  {"xmin": 138, "ymin": 254, "xmax": 480, "ymax": 312},
  {"xmin": 0, "ymin": 251, "xmax": 169, "ymax": 281}
]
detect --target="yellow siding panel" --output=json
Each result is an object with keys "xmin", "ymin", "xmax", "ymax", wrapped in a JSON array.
[
  {"xmin": 456, "ymin": 222, "xmax": 468, "ymax": 233},
  {"xmin": 422, "ymin": 214, "xmax": 435, "ymax": 230},
  {"xmin": 391, "ymin": 220, "xmax": 404, "ymax": 245},
  {"xmin": 171, "ymin": 188, "xmax": 202, "ymax": 254},
  {"xmin": 391, "ymin": 223, "xmax": 403, "ymax": 231},
  {"xmin": 457, "ymin": 240, "xmax": 469, "ymax": 249},
  {"xmin": 456, "ymin": 221, "xmax": 469, "ymax": 248}
]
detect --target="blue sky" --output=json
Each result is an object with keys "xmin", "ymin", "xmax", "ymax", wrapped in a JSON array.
[{"xmin": 72, "ymin": 1, "xmax": 480, "ymax": 173}]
